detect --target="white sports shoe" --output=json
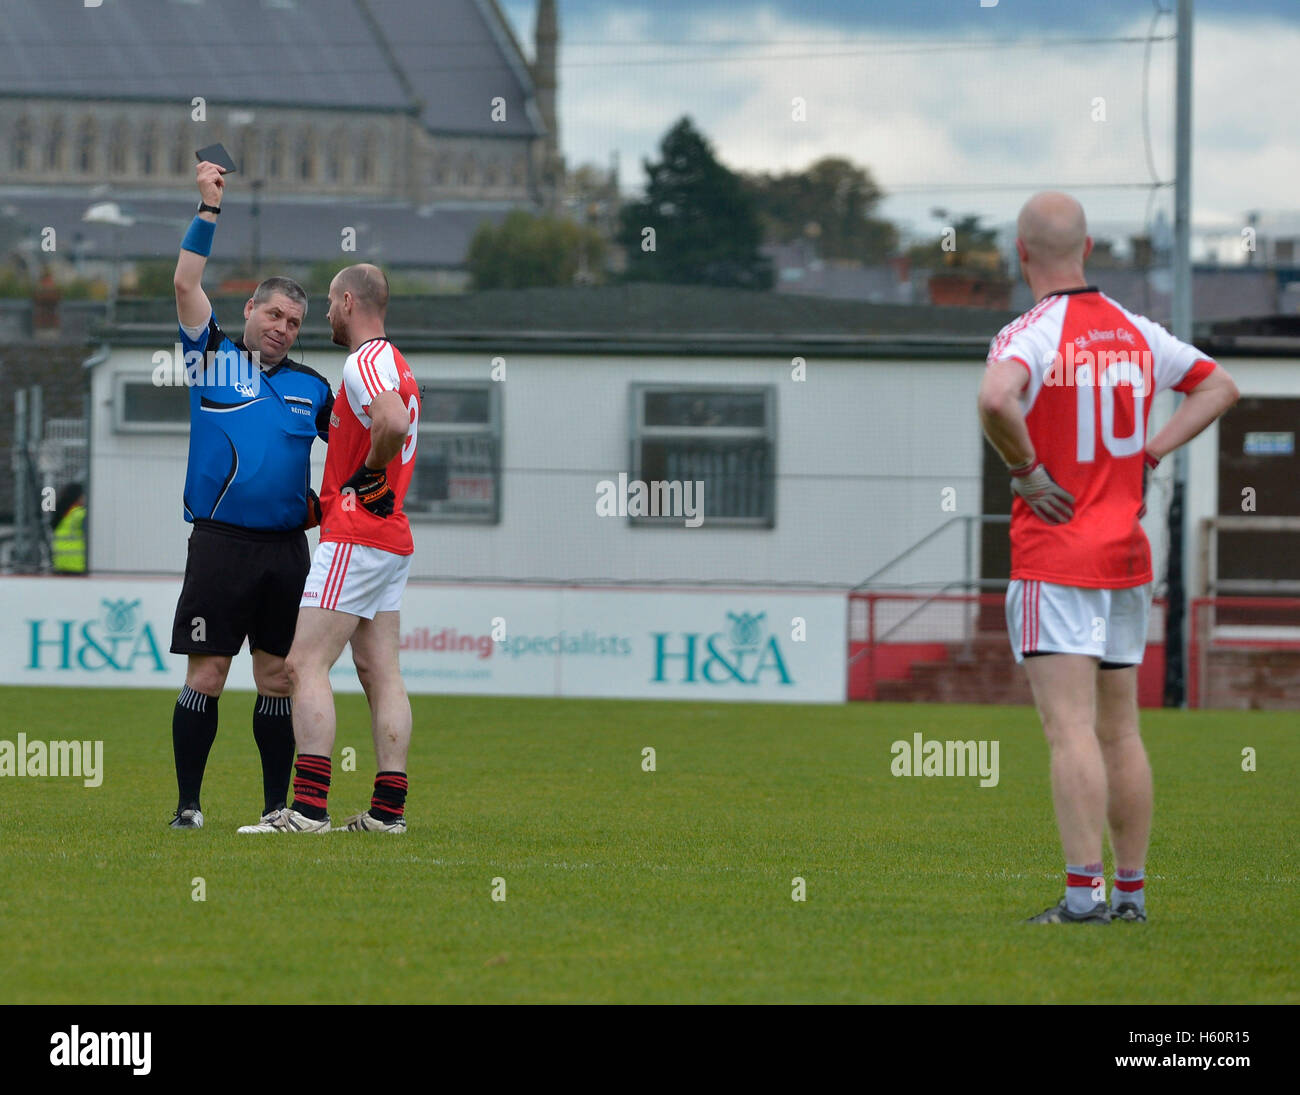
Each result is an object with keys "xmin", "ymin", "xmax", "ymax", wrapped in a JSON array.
[
  {"xmin": 169, "ymin": 807, "xmax": 204, "ymax": 829},
  {"xmin": 237, "ymin": 806, "xmax": 331, "ymax": 833},
  {"xmin": 236, "ymin": 808, "xmax": 282, "ymax": 833},
  {"xmin": 338, "ymin": 810, "xmax": 407, "ymax": 834}
]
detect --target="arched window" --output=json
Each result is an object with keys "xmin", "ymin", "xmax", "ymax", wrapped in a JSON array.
[
  {"xmin": 296, "ymin": 128, "xmax": 316, "ymax": 181},
  {"xmin": 324, "ymin": 129, "xmax": 345, "ymax": 183},
  {"xmin": 267, "ymin": 128, "xmax": 284, "ymax": 178},
  {"xmin": 13, "ymin": 115, "xmax": 33, "ymax": 171},
  {"xmin": 44, "ymin": 115, "xmax": 66, "ymax": 171},
  {"xmin": 172, "ymin": 127, "xmax": 189, "ymax": 175},
  {"xmin": 107, "ymin": 118, "xmax": 129, "ymax": 175},
  {"xmin": 241, "ymin": 130, "xmax": 258, "ymax": 177},
  {"xmin": 77, "ymin": 117, "xmax": 97, "ymax": 173},
  {"xmin": 460, "ymin": 154, "xmax": 478, "ymax": 187},
  {"xmin": 138, "ymin": 122, "xmax": 159, "ymax": 176},
  {"xmin": 510, "ymin": 155, "xmax": 525, "ymax": 188},
  {"xmin": 357, "ymin": 133, "xmax": 377, "ymax": 184}
]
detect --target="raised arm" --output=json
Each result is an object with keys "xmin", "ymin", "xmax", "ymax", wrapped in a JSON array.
[{"xmin": 174, "ymin": 161, "xmax": 224, "ymax": 331}]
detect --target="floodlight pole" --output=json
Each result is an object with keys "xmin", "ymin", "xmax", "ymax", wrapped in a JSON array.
[{"xmin": 1164, "ymin": 0, "xmax": 1194, "ymax": 707}]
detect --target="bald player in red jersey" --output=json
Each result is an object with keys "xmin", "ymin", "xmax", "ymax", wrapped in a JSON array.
[
  {"xmin": 978, "ymin": 192, "xmax": 1238, "ymax": 924},
  {"xmin": 245, "ymin": 263, "xmax": 422, "ymax": 834}
]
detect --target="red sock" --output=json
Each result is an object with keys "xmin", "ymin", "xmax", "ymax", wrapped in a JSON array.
[
  {"xmin": 1114, "ymin": 867, "xmax": 1146, "ymax": 909},
  {"xmin": 370, "ymin": 771, "xmax": 408, "ymax": 822},
  {"xmin": 291, "ymin": 754, "xmax": 332, "ymax": 819}
]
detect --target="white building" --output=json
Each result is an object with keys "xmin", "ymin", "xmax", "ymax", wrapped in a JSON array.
[
  {"xmin": 63, "ymin": 285, "xmax": 1300, "ymax": 709},
  {"xmin": 85, "ymin": 286, "xmax": 1299, "ymax": 597}
]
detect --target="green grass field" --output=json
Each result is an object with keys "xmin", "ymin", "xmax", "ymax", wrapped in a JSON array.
[{"xmin": 0, "ymin": 685, "xmax": 1294, "ymax": 1004}]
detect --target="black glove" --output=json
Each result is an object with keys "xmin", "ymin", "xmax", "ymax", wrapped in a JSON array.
[
  {"xmin": 302, "ymin": 489, "xmax": 322, "ymax": 531},
  {"xmin": 342, "ymin": 463, "xmax": 395, "ymax": 518}
]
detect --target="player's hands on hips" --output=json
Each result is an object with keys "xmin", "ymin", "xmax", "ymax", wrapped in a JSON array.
[
  {"xmin": 342, "ymin": 463, "xmax": 395, "ymax": 518},
  {"xmin": 195, "ymin": 161, "xmax": 225, "ymax": 207},
  {"xmin": 1009, "ymin": 457, "xmax": 1074, "ymax": 524},
  {"xmin": 303, "ymin": 488, "xmax": 322, "ymax": 530}
]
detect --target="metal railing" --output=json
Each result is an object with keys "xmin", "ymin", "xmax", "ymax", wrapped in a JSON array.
[
  {"xmin": 1198, "ymin": 516, "xmax": 1300, "ymax": 597},
  {"xmin": 850, "ymin": 514, "xmax": 1010, "ymax": 653}
]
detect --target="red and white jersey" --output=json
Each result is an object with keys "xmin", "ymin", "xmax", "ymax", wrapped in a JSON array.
[
  {"xmin": 987, "ymin": 287, "xmax": 1216, "ymax": 588},
  {"xmin": 319, "ymin": 337, "xmax": 420, "ymax": 555}
]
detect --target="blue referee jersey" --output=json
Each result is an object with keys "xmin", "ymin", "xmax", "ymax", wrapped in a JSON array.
[{"xmin": 179, "ymin": 311, "xmax": 333, "ymax": 531}]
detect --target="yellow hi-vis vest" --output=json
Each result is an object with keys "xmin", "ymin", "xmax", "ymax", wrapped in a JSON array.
[{"xmin": 52, "ymin": 503, "xmax": 86, "ymax": 573}]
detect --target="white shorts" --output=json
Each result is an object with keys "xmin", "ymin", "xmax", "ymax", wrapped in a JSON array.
[
  {"xmin": 300, "ymin": 541, "xmax": 411, "ymax": 619},
  {"xmin": 1006, "ymin": 579, "xmax": 1153, "ymax": 666}
]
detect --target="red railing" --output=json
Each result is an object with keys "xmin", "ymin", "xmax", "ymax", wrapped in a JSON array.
[{"xmin": 849, "ymin": 590, "xmax": 1168, "ymax": 706}]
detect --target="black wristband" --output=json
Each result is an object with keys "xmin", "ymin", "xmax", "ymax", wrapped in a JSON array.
[{"xmin": 197, "ymin": 202, "xmax": 222, "ymax": 215}]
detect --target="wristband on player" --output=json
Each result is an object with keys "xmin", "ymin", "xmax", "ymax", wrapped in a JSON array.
[
  {"xmin": 1143, "ymin": 449, "xmax": 1160, "ymax": 469},
  {"xmin": 181, "ymin": 216, "xmax": 216, "ymax": 257},
  {"xmin": 1006, "ymin": 455, "xmax": 1040, "ymax": 477}
]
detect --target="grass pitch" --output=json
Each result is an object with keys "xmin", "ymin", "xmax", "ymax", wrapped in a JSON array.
[{"xmin": 0, "ymin": 686, "xmax": 1294, "ymax": 1004}]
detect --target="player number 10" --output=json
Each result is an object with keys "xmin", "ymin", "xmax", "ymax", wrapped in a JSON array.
[{"xmin": 1075, "ymin": 362, "xmax": 1145, "ymax": 463}]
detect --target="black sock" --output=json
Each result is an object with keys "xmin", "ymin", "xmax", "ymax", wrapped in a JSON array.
[
  {"xmin": 253, "ymin": 694, "xmax": 295, "ymax": 813},
  {"xmin": 369, "ymin": 771, "xmax": 408, "ymax": 822},
  {"xmin": 173, "ymin": 685, "xmax": 219, "ymax": 811}
]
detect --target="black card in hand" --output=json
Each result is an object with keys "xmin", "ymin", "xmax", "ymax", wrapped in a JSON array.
[{"xmin": 195, "ymin": 142, "xmax": 238, "ymax": 173}]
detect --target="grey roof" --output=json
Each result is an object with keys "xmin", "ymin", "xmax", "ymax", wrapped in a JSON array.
[
  {"xmin": 0, "ymin": 190, "xmax": 525, "ymax": 267},
  {"xmin": 765, "ymin": 245, "xmax": 916, "ymax": 305},
  {"xmin": 1087, "ymin": 268, "xmax": 1282, "ymax": 325},
  {"xmin": 103, "ymin": 283, "xmax": 1024, "ymax": 358},
  {"xmin": 0, "ymin": 0, "xmax": 541, "ymax": 136},
  {"xmin": 41, "ymin": 286, "xmax": 1300, "ymax": 360},
  {"xmin": 375, "ymin": 284, "xmax": 1018, "ymax": 339},
  {"xmin": 368, "ymin": 0, "xmax": 543, "ymax": 137},
  {"xmin": 0, "ymin": 0, "xmax": 408, "ymax": 110}
]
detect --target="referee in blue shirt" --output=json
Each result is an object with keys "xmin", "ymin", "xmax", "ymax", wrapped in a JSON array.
[{"xmin": 168, "ymin": 159, "xmax": 333, "ymax": 831}]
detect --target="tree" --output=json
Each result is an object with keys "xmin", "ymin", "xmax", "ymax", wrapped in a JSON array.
[
  {"xmin": 617, "ymin": 117, "xmax": 773, "ymax": 289},
  {"xmin": 742, "ymin": 157, "xmax": 897, "ymax": 263},
  {"xmin": 906, "ymin": 212, "xmax": 1004, "ymax": 273},
  {"xmin": 467, "ymin": 209, "xmax": 606, "ymax": 290},
  {"xmin": 124, "ymin": 259, "xmax": 176, "ymax": 297},
  {"xmin": 305, "ymin": 260, "xmax": 347, "ymax": 295}
]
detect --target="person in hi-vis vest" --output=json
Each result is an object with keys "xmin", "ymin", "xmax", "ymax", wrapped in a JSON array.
[{"xmin": 51, "ymin": 482, "xmax": 86, "ymax": 575}]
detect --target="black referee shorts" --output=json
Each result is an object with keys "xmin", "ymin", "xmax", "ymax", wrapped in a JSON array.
[{"xmin": 171, "ymin": 520, "xmax": 310, "ymax": 659}]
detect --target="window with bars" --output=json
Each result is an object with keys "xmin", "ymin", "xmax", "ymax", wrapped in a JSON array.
[
  {"xmin": 629, "ymin": 385, "xmax": 775, "ymax": 527},
  {"xmin": 407, "ymin": 383, "xmax": 501, "ymax": 524}
]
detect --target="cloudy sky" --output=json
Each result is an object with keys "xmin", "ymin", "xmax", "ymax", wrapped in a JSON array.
[{"xmin": 501, "ymin": 0, "xmax": 1299, "ymax": 259}]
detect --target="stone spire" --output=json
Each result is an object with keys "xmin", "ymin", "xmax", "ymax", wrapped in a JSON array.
[{"xmin": 533, "ymin": 0, "xmax": 562, "ymax": 207}]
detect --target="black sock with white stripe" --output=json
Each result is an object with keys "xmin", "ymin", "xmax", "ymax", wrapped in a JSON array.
[
  {"xmin": 253, "ymin": 694, "xmax": 295, "ymax": 814},
  {"xmin": 173, "ymin": 685, "xmax": 219, "ymax": 812}
]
